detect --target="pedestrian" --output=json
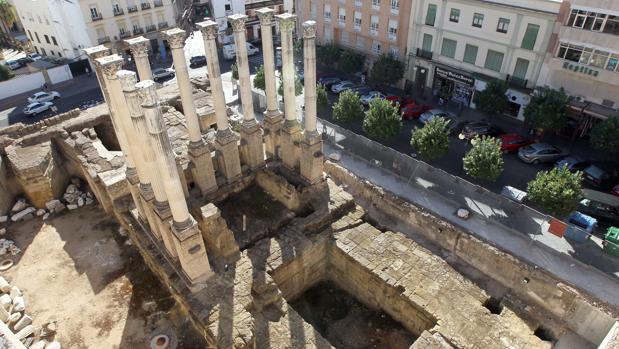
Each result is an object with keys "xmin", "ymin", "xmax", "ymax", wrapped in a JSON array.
[
  {"xmin": 85, "ymin": 67, "xmax": 91, "ymax": 76},
  {"xmin": 361, "ymin": 74, "xmax": 366, "ymax": 85}
]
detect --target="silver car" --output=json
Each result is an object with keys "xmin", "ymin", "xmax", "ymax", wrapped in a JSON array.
[
  {"xmin": 518, "ymin": 143, "xmax": 568, "ymax": 164},
  {"xmin": 27, "ymin": 91, "xmax": 61, "ymax": 103},
  {"xmin": 23, "ymin": 102, "xmax": 53, "ymax": 116},
  {"xmin": 419, "ymin": 109, "xmax": 456, "ymax": 124}
]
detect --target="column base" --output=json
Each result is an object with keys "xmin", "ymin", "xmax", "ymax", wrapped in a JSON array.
[
  {"xmin": 300, "ymin": 133, "xmax": 325, "ymax": 185},
  {"xmin": 280, "ymin": 119, "xmax": 302, "ymax": 172},
  {"xmin": 170, "ymin": 217, "xmax": 214, "ymax": 284},
  {"xmin": 263, "ymin": 109, "xmax": 283, "ymax": 161},
  {"xmin": 215, "ymin": 129, "xmax": 242, "ymax": 183},
  {"xmin": 152, "ymin": 200, "xmax": 178, "ymax": 259},
  {"xmin": 188, "ymin": 140, "xmax": 218, "ymax": 196},
  {"xmin": 240, "ymin": 121, "xmax": 265, "ymax": 170}
]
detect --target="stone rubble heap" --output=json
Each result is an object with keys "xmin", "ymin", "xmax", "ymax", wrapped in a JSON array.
[
  {"xmin": 0, "ymin": 240, "xmax": 20, "ymax": 258},
  {"xmin": 0, "ymin": 276, "xmax": 61, "ymax": 349},
  {"xmin": 61, "ymin": 178, "xmax": 95, "ymax": 212}
]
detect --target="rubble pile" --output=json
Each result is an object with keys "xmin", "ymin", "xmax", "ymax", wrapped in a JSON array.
[
  {"xmin": 0, "ymin": 276, "xmax": 61, "ymax": 349},
  {"xmin": 61, "ymin": 178, "xmax": 95, "ymax": 211}
]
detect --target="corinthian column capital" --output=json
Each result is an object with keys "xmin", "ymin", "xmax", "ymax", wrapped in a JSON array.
[
  {"xmin": 197, "ymin": 20, "xmax": 219, "ymax": 40},
  {"xmin": 125, "ymin": 36, "xmax": 151, "ymax": 57},
  {"xmin": 256, "ymin": 7, "xmax": 274, "ymax": 25},
  {"xmin": 96, "ymin": 54, "xmax": 124, "ymax": 80},
  {"xmin": 162, "ymin": 28, "xmax": 186, "ymax": 49},
  {"xmin": 276, "ymin": 13, "xmax": 296, "ymax": 32},
  {"xmin": 83, "ymin": 46, "xmax": 111, "ymax": 65},
  {"xmin": 302, "ymin": 20, "xmax": 316, "ymax": 39},
  {"xmin": 228, "ymin": 14, "xmax": 247, "ymax": 32}
]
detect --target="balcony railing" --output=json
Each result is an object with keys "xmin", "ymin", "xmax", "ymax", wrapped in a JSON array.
[
  {"xmin": 154, "ymin": 0, "xmax": 163, "ymax": 7},
  {"xmin": 354, "ymin": 25, "xmax": 361, "ymax": 32},
  {"xmin": 91, "ymin": 13, "xmax": 103, "ymax": 21},
  {"xmin": 113, "ymin": 8, "xmax": 124, "ymax": 16},
  {"xmin": 324, "ymin": 15, "xmax": 331, "ymax": 22},
  {"xmin": 158, "ymin": 21, "xmax": 169, "ymax": 29},
  {"xmin": 388, "ymin": 33, "xmax": 396, "ymax": 41},
  {"xmin": 133, "ymin": 27, "xmax": 144, "ymax": 34},
  {"xmin": 145, "ymin": 24, "xmax": 157, "ymax": 32},
  {"xmin": 141, "ymin": 2, "xmax": 151, "ymax": 10},
  {"xmin": 507, "ymin": 75, "xmax": 529, "ymax": 89},
  {"xmin": 338, "ymin": 19, "xmax": 346, "ymax": 27},
  {"xmin": 119, "ymin": 31, "xmax": 131, "ymax": 39},
  {"xmin": 370, "ymin": 29, "xmax": 378, "ymax": 36},
  {"xmin": 127, "ymin": 5, "xmax": 138, "ymax": 12},
  {"xmin": 416, "ymin": 48, "xmax": 433, "ymax": 60},
  {"xmin": 97, "ymin": 36, "xmax": 110, "ymax": 44},
  {"xmin": 355, "ymin": 0, "xmax": 362, "ymax": 6}
]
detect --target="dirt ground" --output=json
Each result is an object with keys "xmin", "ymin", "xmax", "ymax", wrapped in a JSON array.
[{"xmin": 1, "ymin": 205, "xmax": 207, "ymax": 349}]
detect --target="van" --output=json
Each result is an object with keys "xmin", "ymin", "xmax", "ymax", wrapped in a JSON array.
[{"xmin": 222, "ymin": 43, "xmax": 260, "ymax": 60}]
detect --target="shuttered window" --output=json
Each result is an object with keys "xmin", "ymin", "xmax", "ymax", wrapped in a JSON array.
[
  {"xmin": 484, "ymin": 50, "xmax": 504, "ymax": 72},
  {"xmin": 422, "ymin": 33, "xmax": 433, "ymax": 51},
  {"xmin": 441, "ymin": 38, "xmax": 457, "ymax": 58},
  {"xmin": 513, "ymin": 58, "xmax": 529, "ymax": 79},
  {"xmin": 463, "ymin": 44, "xmax": 478, "ymax": 65},
  {"xmin": 521, "ymin": 24, "xmax": 540, "ymax": 50},
  {"xmin": 425, "ymin": 4, "xmax": 437, "ymax": 26}
]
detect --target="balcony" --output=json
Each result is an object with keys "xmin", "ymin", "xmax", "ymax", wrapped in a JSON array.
[
  {"xmin": 507, "ymin": 75, "xmax": 529, "ymax": 89},
  {"xmin": 355, "ymin": 0, "xmax": 362, "ymax": 7},
  {"xmin": 145, "ymin": 24, "xmax": 157, "ymax": 32},
  {"xmin": 354, "ymin": 25, "xmax": 361, "ymax": 32},
  {"xmin": 113, "ymin": 8, "xmax": 124, "ymax": 16},
  {"xmin": 154, "ymin": 0, "xmax": 163, "ymax": 7},
  {"xmin": 324, "ymin": 15, "xmax": 331, "ymax": 23},
  {"xmin": 141, "ymin": 2, "xmax": 151, "ymax": 10},
  {"xmin": 97, "ymin": 36, "xmax": 110, "ymax": 44},
  {"xmin": 372, "ymin": 1, "xmax": 380, "ymax": 10},
  {"xmin": 158, "ymin": 22, "xmax": 169, "ymax": 29},
  {"xmin": 91, "ymin": 13, "xmax": 103, "ymax": 21},
  {"xmin": 416, "ymin": 48, "xmax": 432, "ymax": 60},
  {"xmin": 133, "ymin": 27, "xmax": 144, "ymax": 35},
  {"xmin": 127, "ymin": 5, "xmax": 138, "ymax": 13},
  {"xmin": 391, "ymin": 6, "xmax": 399, "ymax": 15},
  {"xmin": 370, "ymin": 29, "xmax": 378, "ymax": 36},
  {"xmin": 388, "ymin": 33, "xmax": 397, "ymax": 41},
  {"xmin": 338, "ymin": 19, "xmax": 346, "ymax": 27},
  {"xmin": 119, "ymin": 31, "xmax": 131, "ymax": 39}
]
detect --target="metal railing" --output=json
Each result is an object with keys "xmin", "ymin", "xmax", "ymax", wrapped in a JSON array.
[
  {"xmin": 507, "ymin": 75, "xmax": 529, "ymax": 89},
  {"xmin": 97, "ymin": 36, "xmax": 110, "ymax": 44},
  {"xmin": 145, "ymin": 24, "xmax": 157, "ymax": 32},
  {"xmin": 158, "ymin": 22, "xmax": 169, "ymax": 29},
  {"xmin": 154, "ymin": 0, "xmax": 163, "ymax": 7},
  {"xmin": 128, "ymin": 5, "xmax": 138, "ymax": 12},
  {"xmin": 119, "ymin": 31, "xmax": 131, "ymax": 38},
  {"xmin": 113, "ymin": 8, "xmax": 124, "ymax": 16},
  {"xmin": 91, "ymin": 13, "xmax": 103, "ymax": 21},
  {"xmin": 133, "ymin": 27, "xmax": 144, "ymax": 34},
  {"xmin": 141, "ymin": 2, "xmax": 151, "ymax": 10},
  {"xmin": 416, "ymin": 48, "xmax": 433, "ymax": 60}
]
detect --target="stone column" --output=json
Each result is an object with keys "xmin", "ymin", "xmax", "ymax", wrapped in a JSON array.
[
  {"xmin": 125, "ymin": 36, "xmax": 153, "ymax": 80},
  {"xmin": 197, "ymin": 20, "xmax": 242, "ymax": 183},
  {"xmin": 256, "ymin": 8, "xmax": 283, "ymax": 160},
  {"xmin": 229, "ymin": 14, "xmax": 264, "ymax": 170},
  {"xmin": 137, "ymin": 80, "xmax": 213, "ymax": 284},
  {"xmin": 118, "ymin": 70, "xmax": 178, "ymax": 259},
  {"xmin": 300, "ymin": 21, "xmax": 324, "ymax": 184},
  {"xmin": 162, "ymin": 28, "xmax": 217, "ymax": 195},
  {"xmin": 276, "ymin": 13, "xmax": 302, "ymax": 171}
]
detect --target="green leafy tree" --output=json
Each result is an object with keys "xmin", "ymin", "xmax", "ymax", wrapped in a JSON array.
[
  {"xmin": 590, "ymin": 116, "xmax": 619, "ymax": 154},
  {"xmin": 277, "ymin": 73, "xmax": 303, "ymax": 96},
  {"xmin": 363, "ymin": 98, "xmax": 402, "ymax": 139},
  {"xmin": 316, "ymin": 43, "xmax": 341, "ymax": 67},
  {"xmin": 0, "ymin": 0, "xmax": 16, "ymax": 44},
  {"xmin": 293, "ymin": 38, "xmax": 303, "ymax": 56},
  {"xmin": 231, "ymin": 63, "xmax": 238, "ymax": 81},
  {"xmin": 524, "ymin": 87, "xmax": 569, "ymax": 132},
  {"xmin": 317, "ymin": 84, "xmax": 329, "ymax": 114},
  {"xmin": 410, "ymin": 117, "xmax": 450, "ymax": 160},
  {"xmin": 370, "ymin": 54, "xmax": 405, "ymax": 87},
  {"xmin": 475, "ymin": 80, "xmax": 509, "ymax": 115},
  {"xmin": 340, "ymin": 49, "xmax": 365, "ymax": 74},
  {"xmin": 463, "ymin": 136, "xmax": 504, "ymax": 181},
  {"xmin": 527, "ymin": 166, "xmax": 582, "ymax": 216},
  {"xmin": 253, "ymin": 64, "xmax": 265, "ymax": 91},
  {"xmin": 0, "ymin": 64, "xmax": 13, "ymax": 82},
  {"xmin": 333, "ymin": 90, "xmax": 363, "ymax": 123}
]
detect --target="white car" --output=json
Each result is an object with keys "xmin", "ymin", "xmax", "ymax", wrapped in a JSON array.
[
  {"xmin": 222, "ymin": 43, "xmax": 260, "ymax": 60},
  {"xmin": 27, "ymin": 53, "xmax": 43, "ymax": 61},
  {"xmin": 419, "ymin": 109, "xmax": 456, "ymax": 124},
  {"xmin": 360, "ymin": 91, "xmax": 386, "ymax": 105},
  {"xmin": 27, "ymin": 91, "xmax": 61, "ymax": 103},
  {"xmin": 331, "ymin": 80, "xmax": 355, "ymax": 93},
  {"xmin": 23, "ymin": 102, "xmax": 53, "ymax": 116},
  {"xmin": 152, "ymin": 68, "xmax": 175, "ymax": 81}
]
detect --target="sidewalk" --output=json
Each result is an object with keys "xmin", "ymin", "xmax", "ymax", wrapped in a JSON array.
[{"xmin": 320, "ymin": 120, "xmax": 619, "ymax": 308}]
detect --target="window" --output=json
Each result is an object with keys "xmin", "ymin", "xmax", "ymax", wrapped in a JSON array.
[
  {"xmin": 568, "ymin": 9, "xmax": 607, "ymax": 32},
  {"xmin": 521, "ymin": 23, "xmax": 539, "ymax": 50},
  {"xmin": 338, "ymin": 7, "xmax": 346, "ymax": 26},
  {"xmin": 41, "ymin": 48, "xmax": 46, "ymax": 56},
  {"xmin": 90, "ymin": 6, "xmax": 99, "ymax": 19},
  {"xmin": 370, "ymin": 15, "xmax": 379, "ymax": 36},
  {"xmin": 390, "ymin": 46, "xmax": 399, "ymax": 58},
  {"xmin": 355, "ymin": 0, "xmax": 362, "ymax": 7},
  {"xmin": 388, "ymin": 20, "xmax": 397, "ymax": 41},
  {"xmin": 372, "ymin": 0, "xmax": 380, "ymax": 10},
  {"xmin": 421, "ymin": 33, "xmax": 432, "ymax": 52},
  {"xmin": 27, "ymin": 30, "xmax": 33, "ymax": 40},
  {"xmin": 513, "ymin": 58, "xmax": 529, "ymax": 79},
  {"xmin": 37, "ymin": 15, "xmax": 41, "ymax": 24},
  {"xmin": 324, "ymin": 26, "xmax": 333, "ymax": 42},
  {"xmin": 44, "ymin": 16, "xmax": 49, "ymax": 25},
  {"xmin": 34, "ymin": 46, "xmax": 39, "ymax": 54},
  {"xmin": 472, "ymin": 13, "xmax": 484, "ymax": 28},
  {"xmin": 57, "ymin": 52, "xmax": 62, "ymax": 57},
  {"xmin": 497, "ymin": 18, "xmax": 510, "ymax": 33},
  {"xmin": 463, "ymin": 44, "xmax": 478, "ymax": 64},
  {"xmin": 50, "ymin": 50, "xmax": 54, "ymax": 56},
  {"xmin": 607, "ymin": 54, "xmax": 619, "ymax": 71},
  {"xmin": 356, "ymin": 36, "xmax": 365, "ymax": 49},
  {"xmin": 51, "ymin": 36, "xmax": 58, "ymax": 45},
  {"xmin": 44, "ymin": 35, "xmax": 50, "ymax": 44},
  {"xmin": 354, "ymin": 12, "xmax": 362, "ymax": 31},
  {"xmin": 425, "ymin": 4, "xmax": 437, "ymax": 26},
  {"xmin": 604, "ymin": 16, "xmax": 619, "ymax": 35},
  {"xmin": 341, "ymin": 31, "xmax": 349, "ymax": 44},
  {"xmin": 557, "ymin": 42, "xmax": 619, "ymax": 72},
  {"xmin": 310, "ymin": 1, "xmax": 316, "ymax": 17},
  {"xmin": 224, "ymin": 4, "xmax": 231, "ymax": 11},
  {"xmin": 324, "ymin": 4, "xmax": 331, "ymax": 20},
  {"xmin": 113, "ymin": 3, "xmax": 121, "ymax": 14},
  {"xmin": 390, "ymin": 0, "xmax": 399, "ymax": 13},
  {"xmin": 441, "ymin": 38, "xmax": 457, "ymax": 58},
  {"xmin": 35, "ymin": 32, "xmax": 40, "ymax": 43},
  {"xmin": 372, "ymin": 41, "xmax": 381, "ymax": 55},
  {"xmin": 484, "ymin": 50, "xmax": 504, "ymax": 72},
  {"xmin": 449, "ymin": 8, "xmax": 460, "ymax": 23}
]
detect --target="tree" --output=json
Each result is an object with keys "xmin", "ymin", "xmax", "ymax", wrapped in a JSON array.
[
  {"xmin": 333, "ymin": 90, "xmax": 363, "ymax": 123},
  {"xmin": 524, "ymin": 87, "xmax": 569, "ymax": 132},
  {"xmin": 0, "ymin": 0, "xmax": 16, "ymax": 44},
  {"xmin": 253, "ymin": 64, "xmax": 265, "ymax": 91},
  {"xmin": 590, "ymin": 116, "xmax": 619, "ymax": 154},
  {"xmin": 231, "ymin": 63, "xmax": 238, "ymax": 81},
  {"xmin": 410, "ymin": 117, "xmax": 450, "ymax": 160},
  {"xmin": 293, "ymin": 38, "xmax": 303, "ymax": 56},
  {"xmin": 317, "ymin": 84, "xmax": 329, "ymax": 114},
  {"xmin": 277, "ymin": 73, "xmax": 303, "ymax": 96},
  {"xmin": 340, "ymin": 49, "xmax": 365, "ymax": 74},
  {"xmin": 363, "ymin": 98, "xmax": 402, "ymax": 139},
  {"xmin": 463, "ymin": 136, "xmax": 504, "ymax": 181},
  {"xmin": 0, "ymin": 64, "xmax": 13, "ymax": 82},
  {"xmin": 370, "ymin": 54, "xmax": 404, "ymax": 87},
  {"xmin": 527, "ymin": 166, "xmax": 582, "ymax": 216},
  {"xmin": 316, "ymin": 43, "xmax": 341, "ymax": 67},
  {"xmin": 475, "ymin": 80, "xmax": 509, "ymax": 115}
]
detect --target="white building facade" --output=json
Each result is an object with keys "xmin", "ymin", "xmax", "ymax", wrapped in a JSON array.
[{"xmin": 405, "ymin": 0, "xmax": 561, "ymax": 119}]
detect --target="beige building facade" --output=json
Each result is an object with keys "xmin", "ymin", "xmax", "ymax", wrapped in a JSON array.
[{"xmin": 297, "ymin": 0, "xmax": 412, "ymax": 62}]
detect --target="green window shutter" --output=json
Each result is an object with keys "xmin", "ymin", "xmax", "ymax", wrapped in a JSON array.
[
  {"xmin": 440, "ymin": 38, "xmax": 457, "ymax": 58},
  {"xmin": 484, "ymin": 50, "xmax": 504, "ymax": 72},
  {"xmin": 463, "ymin": 44, "xmax": 478, "ymax": 65},
  {"xmin": 521, "ymin": 24, "xmax": 540, "ymax": 50},
  {"xmin": 513, "ymin": 58, "xmax": 529, "ymax": 79},
  {"xmin": 422, "ymin": 33, "xmax": 433, "ymax": 52},
  {"xmin": 426, "ymin": 4, "xmax": 437, "ymax": 26}
]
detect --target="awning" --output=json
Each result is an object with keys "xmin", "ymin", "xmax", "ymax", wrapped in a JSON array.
[{"xmin": 569, "ymin": 99, "xmax": 617, "ymax": 120}]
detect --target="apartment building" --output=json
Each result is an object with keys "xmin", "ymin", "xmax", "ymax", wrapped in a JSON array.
[
  {"xmin": 14, "ymin": 0, "xmax": 178, "ymax": 60},
  {"xmin": 297, "ymin": 0, "xmax": 412, "ymax": 63},
  {"xmin": 405, "ymin": 0, "xmax": 561, "ymax": 119},
  {"xmin": 538, "ymin": 0, "xmax": 619, "ymax": 136}
]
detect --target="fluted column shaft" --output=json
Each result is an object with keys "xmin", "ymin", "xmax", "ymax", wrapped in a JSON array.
[
  {"xmin": 229, "ymin": 14, "xmax": 256, "ymax": 125},
  {"xmin": 257, "ymin": 8, "xmax": 279, "ymax": 116},
  {"xmin": 126, "ymin": 37, "xmax": 153, "ymax": 80},
  {"xmin": 278, "ymin": 13, "xmax": 297, "ymax": 122},
  {"xmin": 198, "ymin": 20, "xmax": 229, "ymax": 132},
  {"xmin": 303, "ymin": 21, "xmax": 318, "ymax": 136}
]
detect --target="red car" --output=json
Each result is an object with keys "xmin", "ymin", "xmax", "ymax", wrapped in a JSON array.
[
  {"xmin": 611, "ymin": 184, "xmax": 619, "ymax": 197},
  {"xmin": 499, "ymin": 133, "xmax": 533, "ymax": 153},
  {"xmin": 401, "ymin": 103, "xmax": 432, "ymax": 119},
  {"xmin": 385, "ymin": 95, "xmax": 414, "ymax": 109}
]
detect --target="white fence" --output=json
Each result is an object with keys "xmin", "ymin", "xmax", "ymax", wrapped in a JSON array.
[
  {"xmin": 0, "ymin": 71, "xmax": 45, "ymax": 100},
  {"xmin": 47, "ymin": 65, "xmax": 73, "ymax": 84}
]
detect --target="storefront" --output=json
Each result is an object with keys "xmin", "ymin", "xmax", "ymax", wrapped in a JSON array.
[
  {"xmin": 432, "ymin": 65, "xmax": 475, "ymax": 105},
  {"xmin": 472, "ymin": 79, "xmax": 531, "ymax": 121}
]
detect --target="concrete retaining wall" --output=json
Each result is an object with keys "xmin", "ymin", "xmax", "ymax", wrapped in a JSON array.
[
  {"xmin": 47, "ymin": 65, "xmax": 73, "ymax": 85},
  {"xmin": 0, "ymin": 71, "xmax": 45, "ymax": 100}
]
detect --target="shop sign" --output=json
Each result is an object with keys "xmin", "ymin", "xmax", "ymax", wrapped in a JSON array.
[
  {"xmin": 562, "ymin": 62, "xmax": 599, "ymax": 77},
  {"xmin": 434, "ymin": 66, "xmax": 475, "ymax": 87}
]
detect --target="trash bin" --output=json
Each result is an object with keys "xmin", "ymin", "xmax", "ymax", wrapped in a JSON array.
[
  {"xmin": 564, "ymin": 212, "xmax": 596, "ymax": 243},
  {"xmin": 603, "ymin": 227, "xmax": 619, "ymax": 257}
]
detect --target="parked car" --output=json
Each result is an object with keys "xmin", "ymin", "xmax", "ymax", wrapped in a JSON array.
[
  {"xmin": 498, "ymin": 133, "xmax": 533, "ymax": 153},
  {"xmin": 189, "ymin": 55, "xmax": 206, "ymax": 68},
  {"xmin": 5, "ymin": 60, "xmax": 22, "ymax": 70},
  {"xmin": 517, "ymin": 143, "xmax": 568, "ymax": 164},
  {"xmin": 331, "ymin": 80, "xmax": 355, "ymax": 93},
  {"xmin": 385, "ymin": 95, "xmax": 414, "ymax": 108},
  {"xmin": 583, "ymin": 162, "xmax": 619, "ymax": 189},
  {"xmin": 360, "ymin": 91, "xmax": 386, "ymax": 105},
  {"xmin": 23, "ymin": 102, "xmax": 53, "ymax": 116},
  {"xmin": 401, "ymin": 103, "xmax": 432, "ymax": 120},
  {"xmin": 577, "ymin": 190, "xmax": 619, "ymax": 228},
  {"xmin": 318, "ymin": 76, "xmax": 341, "ymax": 87},
  {"xmin": 419, "ymin": 109, "xmax": 456, "ymax": 124},
  {"xmin": 555, "ymin": 156, "xmax": 590, "ymax": 173},
  {"xmin": 350, "ymin": 86, "xmax": 373, "ymax": 96},
  {"xmin": 27, "ymin": 53, "xmax": 43, "ymax": 61},
  {"xmin": 152, "ymin": 68, "xmax": 175, "ymax": 81},
  {"xmin": 461, "ymin": 122, "xmax": 504, "ymax": 140},
  {"xmin": 611, "ymin": 184, "xmax": 619, "ymax": 197},
  {"xmin": 17, "ymin": 57, "xmax": 33, "ymax": 65},
  {"xmin": 27, "ymin": 91, "xmax": 61, "ymax": 103},
  {"xmin": 222, "ymin": 42, "xmax": 260, "ymax": 60}
]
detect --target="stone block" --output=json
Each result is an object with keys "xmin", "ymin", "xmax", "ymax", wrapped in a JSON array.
[{"xmin": 11, "ymin": 207, "xmax": 36, "ymax": 222}]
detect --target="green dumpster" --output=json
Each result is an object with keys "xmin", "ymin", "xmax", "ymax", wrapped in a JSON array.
[{"xmin": 603, "ymin": 227, "xmax": 619, "ymax": 257}]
